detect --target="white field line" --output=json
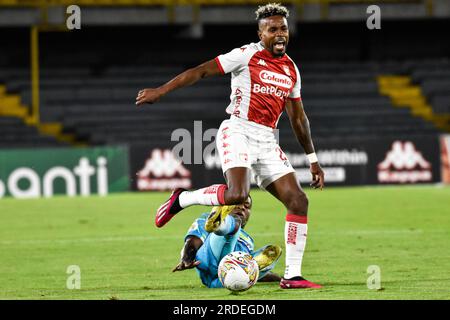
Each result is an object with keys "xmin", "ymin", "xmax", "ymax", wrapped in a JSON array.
[{"xmin": 0, "ymin": 229, "xmax": 425, "ymax": 246}]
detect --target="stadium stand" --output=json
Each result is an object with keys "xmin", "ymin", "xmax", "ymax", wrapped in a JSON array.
[
  {"xmin": 0, "ymin": 19, "xmax": 449, "ymax": 148},
  {"xmin": 0, "ymin": 116, "xmax": 66, "ymax": 147},
  {"xmin": 0, "ymin": 84, "xmax": 65, "ymax": 148},
  {"xmin": 412, "ymin": 59, "xmax": 450, "ymax": 115},
  {"xmin": 1, "ymin": 62, "xmax": 441, "ymax": 146}
]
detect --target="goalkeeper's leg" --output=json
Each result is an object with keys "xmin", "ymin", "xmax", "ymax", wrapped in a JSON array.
[{"xmin": 253, "ymin": 244, "xmax": 282, "ymax": 280}]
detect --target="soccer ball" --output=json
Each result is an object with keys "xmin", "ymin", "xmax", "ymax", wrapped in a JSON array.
[{"xmin": 218, "ymin": 251, "xmax": 259, "ymax": 292}]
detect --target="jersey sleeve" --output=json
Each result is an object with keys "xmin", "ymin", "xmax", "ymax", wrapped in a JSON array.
[
  {"xmin": 288, "ymin": 63, "xmax": 302, "ymax": 100},
  {"xmin": 215, "ymin": 46, "xmax": 251, "ymax": 74},
  {"xmin": 184, "ymin": 213, "xmax": 209, "ymax": 242}
]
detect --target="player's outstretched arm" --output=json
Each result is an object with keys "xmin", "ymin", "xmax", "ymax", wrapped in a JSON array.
[
  {"xmin": 136, "ymin": 59, "xmax": 222, "ymax": 106},
  {"xmin": 172, "ymin": 236, "xmax": 203, "ymax": 272},
  {"xmin": 285, "ymin": 99, "xmax": 325, "ymax": 190}
]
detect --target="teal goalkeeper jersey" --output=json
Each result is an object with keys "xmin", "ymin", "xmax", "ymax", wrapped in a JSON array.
[
  {"xmin": 184, "ymin": 213, "xmax": 255, "ymax": 254},
  {"xmin": 184, "ymin": 213, "xmax": 255, "ymax": 288}
]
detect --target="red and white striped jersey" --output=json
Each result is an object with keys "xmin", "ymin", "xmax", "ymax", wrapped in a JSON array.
[{"xmin": 215, "ymin": 42, "xmax": 301, "ymax": 129}]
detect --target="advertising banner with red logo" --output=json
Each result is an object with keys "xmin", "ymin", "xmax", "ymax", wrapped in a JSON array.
[
  {"xmin": 281, "ymin": 137, "xmax": 440, "ymax": 185},
  {"xmin": 129, "ymin": 143, "xmax": 224, "ymax": 191},
  {"xmin": 129, "ymin": 136, "xmax": 441, "ymax": 191},
  {"xmin": 364, "ymin": 137, "xmax": 440, "ymax": 184},
  {"xmin": 130, "ymin": 143, "xmax": 189, "ymax": 191}
]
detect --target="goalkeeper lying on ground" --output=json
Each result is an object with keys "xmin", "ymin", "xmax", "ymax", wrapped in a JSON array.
[{"xmin": 173, "ymin": 196, "xmax": 282, "ymax": 288}]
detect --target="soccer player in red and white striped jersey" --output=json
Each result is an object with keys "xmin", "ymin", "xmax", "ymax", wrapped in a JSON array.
[{"xmin": 136, "ymin": 3, "xmax": 325, "ymax": 289}]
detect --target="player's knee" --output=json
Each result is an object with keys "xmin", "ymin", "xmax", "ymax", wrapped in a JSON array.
[
  {"xmin": 286, "ymin": 191, "xmax": 308, "ymax": 215},
  {"xmin": 226, "ymin": 188, "xmax": 249, "ymax": 205}
]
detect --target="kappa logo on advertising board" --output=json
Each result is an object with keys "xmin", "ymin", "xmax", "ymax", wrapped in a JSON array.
[
  {"xmin": 137, "ymin": 149, "xmax": 192, "ymax": 191},
  {"xmin": 377, "ymin": 141, "xmax": 432, "ymax": 183}
]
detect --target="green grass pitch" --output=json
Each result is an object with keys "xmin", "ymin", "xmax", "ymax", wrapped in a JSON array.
[{"xmin": 1, "ymin": 185, "xmax": 449, "ymax": 300}]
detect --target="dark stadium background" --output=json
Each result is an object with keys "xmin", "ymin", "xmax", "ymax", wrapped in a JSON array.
[
  {"xmin": 1, "ymin": 1, "xmax": 449, "ymax": 196},
  {"xmin": 1, "ymin": 0, "xmax": 450, "ymax": 302}
]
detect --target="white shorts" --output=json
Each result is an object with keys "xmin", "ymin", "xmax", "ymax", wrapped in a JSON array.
[{"xmin": 217, "ymin": 116, "xmax": 295, "ymax": 189}]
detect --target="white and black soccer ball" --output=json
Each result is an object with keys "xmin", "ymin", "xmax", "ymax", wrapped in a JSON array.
[{"xmin": 218, "ymin": 251, "xmax": 259, "ymax": 292}]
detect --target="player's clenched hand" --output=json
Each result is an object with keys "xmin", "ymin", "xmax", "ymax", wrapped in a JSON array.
[
  {"xmin": 135, "ymin": 88, "xmax": 163, "ymax": 106},
  {"xmin": 172, "ymin": 260, "xmax": 201, "ymax": 272},
  {"xmin": 310, "ymin": 162, "xmax": 325, "ymax": 190}
]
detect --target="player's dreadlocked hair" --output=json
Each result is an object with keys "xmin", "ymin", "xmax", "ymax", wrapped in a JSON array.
[{"xmin": 255, "ymin": 3, "xmax": 289, "ymax": 22}]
